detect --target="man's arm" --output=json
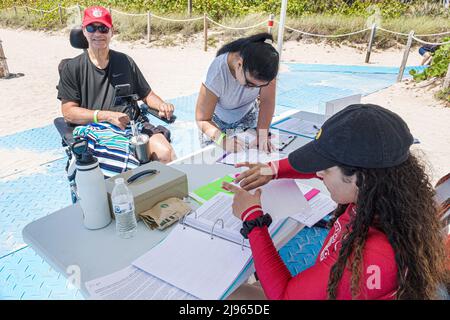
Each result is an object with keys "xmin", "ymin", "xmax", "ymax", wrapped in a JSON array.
[
  {"xmin": 61, "ymin": 101, "xmax": 130, "ymax": 130},
  {"xmin": 58, "ymin": 58, "xmax": 130, "ymax": 130}
]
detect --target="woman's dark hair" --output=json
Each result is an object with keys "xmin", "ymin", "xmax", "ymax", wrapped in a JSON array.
[
  {"xmin": 326, "ymin": 153, "xmax": 449, "ymax": 299},
  {"xmin": 216, "ymin": 33, "xmax": 279, "ymax": 82}
]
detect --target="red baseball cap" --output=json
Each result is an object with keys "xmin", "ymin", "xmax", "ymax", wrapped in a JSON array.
[{"xmin": 82, "ymin": 6, "xmax": 113, "ymax": 28}]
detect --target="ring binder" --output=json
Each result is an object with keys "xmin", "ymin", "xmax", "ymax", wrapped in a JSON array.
[
  {"xmin": 180, "ymin": 209, "xmax": 198, "ymax": 230},
  {"xmin": 210, "ymin": 219, "xmax": 224, "ymax": 239}
]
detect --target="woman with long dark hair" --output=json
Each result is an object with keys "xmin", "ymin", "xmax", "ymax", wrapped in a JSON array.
[
  {"xmin": 224, "ymin": 104, "xmax": 449, "ymax": 299},
  {"xmin": 195, "ymin": 33, "xmax": 279, "ymax": 153}
]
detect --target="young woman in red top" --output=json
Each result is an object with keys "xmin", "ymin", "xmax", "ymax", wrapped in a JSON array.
[{"xmin": 223, "ymin": 104, "xmax": 449, "ymax": 300}]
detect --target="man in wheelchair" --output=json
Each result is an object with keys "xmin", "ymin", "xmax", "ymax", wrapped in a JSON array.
[{"xmin": 57, "ymin": 5, "xmax": 176, "ymax": 169}]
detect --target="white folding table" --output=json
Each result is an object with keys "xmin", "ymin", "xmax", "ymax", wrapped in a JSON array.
[{"xmin": 22, "ymin": 111, "xmax": 327, "ymax": 299}]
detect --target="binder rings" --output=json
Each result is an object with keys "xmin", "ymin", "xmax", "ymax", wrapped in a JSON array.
[
  {"xmin": 132, "ymin": 193, "xmax": 285, "ymax": 300},
  {"xmin": 180, "ymin": 193, "xmax": 283, "ymax": 248}
]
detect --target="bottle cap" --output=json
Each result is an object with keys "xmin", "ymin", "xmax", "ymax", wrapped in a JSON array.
[
  {"xmin": 76, "ymin": 151, "xmax": 97, "ymax": 166},
  {"xmin": 115, "ymin": 178, "xmax": 125, "ymax": 185}
]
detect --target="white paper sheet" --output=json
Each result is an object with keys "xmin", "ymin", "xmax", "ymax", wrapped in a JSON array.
[
  {"xmin": 132, "ymin": 224, "xmax": 253, "ymax": 300},
  {"xmin": 272, "ymin": 117, "xmax": 321, "ymax": 138},
  {"xmin": 85, "ymin": 265, "xmax": 197, "ymax": 300},
  {"xmin": 296, "ymin": 182, "xmax": 315, "ymax": 195},
  {"xmin": 218, "ymin": 149, "xmax": 285, "ymax": 165},
  {"xmin": 192, "ymin": 178, "xmax": 311, "ymax": 224},
  {"xmin": 290, "ymin": 192, "xmax": 337, "ymax": 227},
  {"xmin": 185, "ymin": 191, "xmax": 287, "ymax": 246},
  {"xmin": 131, "ymin": 180, "xmax": 313, "ymax": 300},
  {"xmin": 259, "ymin": 179, "xmax": 311, "ymax": 221},
  {"xmin": 234, "ymin": 130, "xmax": 296, "ymax": 151},
  {"xmin": 185, "ymin": 193, "xmax": 247, "ymax": 245}
]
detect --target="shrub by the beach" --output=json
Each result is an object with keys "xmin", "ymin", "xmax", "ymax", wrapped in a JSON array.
[
  {"xmin": 410, "ymin": 37, "xmax": 450, "ymax": 105},
  {"xmin": 410, "ymin": 38, "xmax": 450, "ymax": 81},
  {"xmin": 0, "ymin": 0, "xmax": 449, "ymax": 20},
  {"xmin": 0, "ymin": 0, "xmax": 448, "ymax": 48}
]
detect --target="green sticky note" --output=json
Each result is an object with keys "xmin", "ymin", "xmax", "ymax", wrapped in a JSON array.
[{"xmin": 193, "ymin": 175, "xmax": 235, "ymax": 201}]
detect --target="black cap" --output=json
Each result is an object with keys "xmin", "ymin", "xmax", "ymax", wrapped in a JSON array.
[
  {"xmin": 288, "ymin": 104, "xmax": 414, "ymax": 173},
  {"xmin": 76, "ymin": 151, "xmax": 97, "ymax": 166}
]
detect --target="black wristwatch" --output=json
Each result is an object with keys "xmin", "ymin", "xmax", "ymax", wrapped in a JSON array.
[{"xmin": 240, "ymin": 213, "xmax": 273, "ymax": 239}]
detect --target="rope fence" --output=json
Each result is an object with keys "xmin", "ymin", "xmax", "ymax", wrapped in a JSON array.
[
  {"xmin": 206, "ymin": 17, "xmax": 268, "ymax": 30},
  {"xmin": 282, "ymin": 23, "xmax": 371, "ymax": 38},
  {"xmin": 1, "ymin": 4, "xmax": 450, "ymax": 83},
  {"xmin": 151, "ymin": 12, "xmax": 203, "ymax": 22},
  {"xmin": 412, "ymin": 35, "xmax": 450, "ymax": 46}
]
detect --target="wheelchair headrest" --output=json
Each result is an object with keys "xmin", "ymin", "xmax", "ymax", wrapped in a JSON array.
[{"xmin": 70, "ymin": 28, "xmax": 89, "ymax": 50}]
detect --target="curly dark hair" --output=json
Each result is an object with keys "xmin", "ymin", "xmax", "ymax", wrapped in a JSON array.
[{"xmin": 326, "ymin": 153, "xmax": 449, "ymax": 299}]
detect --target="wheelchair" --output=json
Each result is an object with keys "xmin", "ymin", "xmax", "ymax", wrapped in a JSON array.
[{"xmin": 54, "ymin": 27, "xmax": 175, "ymax": 204}]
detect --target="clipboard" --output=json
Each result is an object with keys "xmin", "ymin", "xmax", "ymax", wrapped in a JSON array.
[{"xmin": 271, "ymin": 111, "xmax": 327, "ymax": 140}]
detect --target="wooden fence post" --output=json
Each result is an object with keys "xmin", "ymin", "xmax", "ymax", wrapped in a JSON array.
[
  {"xmin": 397, "ymin": 30, "xmax": 415, "ymax": 82},
  {"xmin": 13, "ymin": 6, "xmax": 17, "ymax": 16},
  {"xmin": 365, "ymin": 23, "xmax": 377, "ymax": 63},
  {"xmin": 443, "ymin": 62, "xmax": 450, "ymax": 89},
  {"xmin": 26, "ymin": 7, "xmax": 29, "ymax": 16},
  {"xmin": 0, "ymin": 39, "xmax": 10, "ymax": 79},
  {"xmin": 147, "ymin": 11, "xmax": 151, "ymax": 43},
  {"xmin": 203, "ymin": 13, "xmax": 208, "ymax": 52},
  {"xmin": 58, "ymin": 4, "xmax": 63, "ymax": 24},
  {"xmin": 268, "ymin": 14, "xmax": 275, "ymax": 35},
  {"xmin": 187, "ymin": 0, "xmax": 192, "ymax": 17},
  {"xmin": 77, "ymin": 4, "xmax": 82, "ymax": 24}
]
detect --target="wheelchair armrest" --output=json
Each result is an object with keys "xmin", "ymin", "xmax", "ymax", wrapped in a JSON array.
[
  {"xmin": 54, "ymin": 117, "xmax": 76, "ymax": 146},
  {"xmin": 140, "ymin": 104, "xmax": 176, "ymax": 124}
]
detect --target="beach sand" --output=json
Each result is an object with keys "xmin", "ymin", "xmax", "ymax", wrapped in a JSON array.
[{"xmin": 0, "ymin": 28, "xmax": 448, "ymax": 182}]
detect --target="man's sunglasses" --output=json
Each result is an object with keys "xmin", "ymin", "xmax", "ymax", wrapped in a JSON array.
[{"xmin": 85, "ymin": 24, "xmax": 110, "ymax": 34}]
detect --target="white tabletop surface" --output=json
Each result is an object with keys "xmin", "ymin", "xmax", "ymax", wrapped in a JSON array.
[{"xmin": 22, "ymin": 111, "xmax": 327, "ymax": 299}]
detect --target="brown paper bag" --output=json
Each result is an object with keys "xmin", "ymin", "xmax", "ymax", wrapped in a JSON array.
[{"xmin": 139, "ymin": 197, "xmax": 191, "ymax": 230}]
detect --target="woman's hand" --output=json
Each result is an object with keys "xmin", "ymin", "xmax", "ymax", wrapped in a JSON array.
[
  {"xmin": 222, "ymin": 136, "xmax": 245, "ymax": 153},
  {"xmin": 234, "ymin": 162, "xmax": 274, "ymax": 190},
  {"xmin": 222, "ymin": 181, "xmax": 262, "ymax": 220},
  {"xmin": 247, "ymin": 130, "xmax": 275, "ymax": 153},
  {"xmin": 249, "ymin": 134, "xmax": 275, "ymax": 153}
]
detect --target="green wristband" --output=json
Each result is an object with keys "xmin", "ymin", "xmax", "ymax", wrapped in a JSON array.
[
  {"xmin": 93, "ymin": 110, "xmax": 99, "ymax": 123},
  {"xmin": 215, "ymin": 132, "xmax": 226, "ymax": 146}
]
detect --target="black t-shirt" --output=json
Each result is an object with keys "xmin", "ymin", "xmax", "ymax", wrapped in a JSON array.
[{"xmin": 57, "ymin": 50, "xmax": 151, "ymax": 112}]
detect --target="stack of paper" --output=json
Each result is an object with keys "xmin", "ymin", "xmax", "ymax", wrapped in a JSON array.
[
  {"xmin": 218, "ymin": 149, "xmax": 286, "ymax": 165},
  {"xmin": 190, "ymin": 174, "xmax": 312, "ymax": 222},
  {"xmin": 291, "ymin": 181, "xmax": 337, "ymax": 227},
  {"xmin": 132, "ymin": 223, "xmax": 253, "ymax": 300},
  {"xmin": 272, "ymin": 117, "xmax": 321, "ymax": 139},
  {"xmin": 234, "ymin": 130, "xmax": 296, "ymax": 151},
  {"xmin": 85, "ymin": 265, "xmax": 197, "ymax": 300}
]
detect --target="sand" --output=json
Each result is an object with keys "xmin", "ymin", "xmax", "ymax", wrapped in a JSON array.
[{"xmin": 0, "ymin": 27, "xmax": 448, "ymax": 182}]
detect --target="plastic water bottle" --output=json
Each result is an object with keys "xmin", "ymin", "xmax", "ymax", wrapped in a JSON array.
[
  {"xmin": 111, "ymin": 178, "xmax": 137, "ymax": 238},
  {"xmin": 75, "ymin": 151, "xmax": 111, "ymax": 230}
]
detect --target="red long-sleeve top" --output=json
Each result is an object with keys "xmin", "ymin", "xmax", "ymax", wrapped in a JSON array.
[{"xmin": 242, "ymin": 158, "xmax": 398, "ymax": 300}]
